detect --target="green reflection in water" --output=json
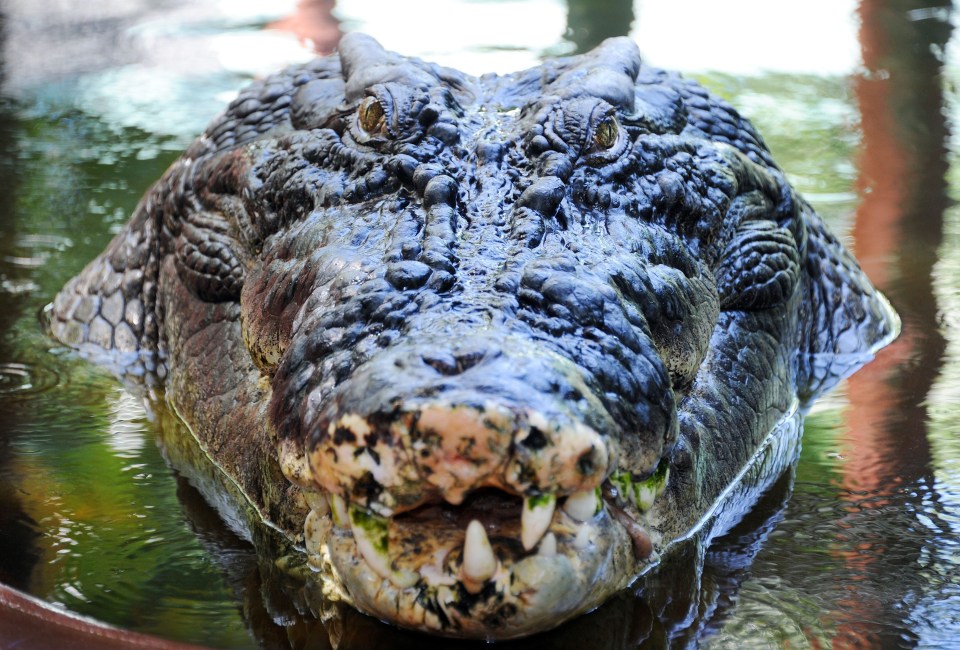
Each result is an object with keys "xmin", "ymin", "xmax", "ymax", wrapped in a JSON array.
[
  {"xmin": 0, "ymin": 106, "xmax": 253, "ymax": 645},
  {"xmin": 930, "ymin": 203, "xmax": 960, "ymax": 482},
  {"xmin": 696, "ymin": 73, "xmax": 861, "ymax": 230},
  {"xmin": 564, "ymin": 0, "xmax": 635, "ymax": 53}
]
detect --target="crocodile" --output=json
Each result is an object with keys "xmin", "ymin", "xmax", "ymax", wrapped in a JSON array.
[{"xmin": 46, "ymin": 33, "xmax": 898, "ymax": 640}]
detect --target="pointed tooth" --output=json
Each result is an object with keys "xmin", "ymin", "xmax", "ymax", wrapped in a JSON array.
[
  {"xmin": 573, "ymin": 523, "xmax": 593, "ymax": 550},
  {"xmin": 538, "ymin": 532, "xmax": 557, "ymax": 557},
  {"xmin": 637, "ymin": 484, "xmax": 656, "ymax": 512},
  {"xmin": 391, "ymin": 568, "xmax": 419, "ymax": 589},
  {"xmin": 461, "ymin": 520, "xmax": 497, "ymax": 593},
  {"xmin": 521, "ymin": 494, "xmax": 556, "ymax": 551},
  {"xmin": 303, "ymin": 509, "xmax": 325, "ymax": 555},
  {"xmin": 302, "ymin": 487, "xmax": 330, "ymax": 516},
  {"xmin": 563, "ymin": 488, "xmax": 598, "ymax": 521},
  {"xmin": 349, "ymin": 504, "xmax": 392, "ymax": 579},
  {"xmin": 656, "ymin": 467, "xmax": 670, "ymax": 497},
  {"xmin": 330, "ymin": 494, "xmax": 349, "ymax": 527}
]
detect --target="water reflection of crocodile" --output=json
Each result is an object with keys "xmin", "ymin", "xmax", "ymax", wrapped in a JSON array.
[{"xmin": 46, "ymin": 34, "xmax": 898, "ymax": 639}]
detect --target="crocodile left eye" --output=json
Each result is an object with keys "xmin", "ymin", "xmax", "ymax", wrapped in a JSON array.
[
  {"xmin": 593, "ymin": 117, "xmax": 619, "ymax": 149},
  {"xmin": 583, "ymin": 108, "xmax": 627, "ymax": 165},
  {"xmin": 358, "ymin": 96, "xmax": 386, "ymax": 134}
]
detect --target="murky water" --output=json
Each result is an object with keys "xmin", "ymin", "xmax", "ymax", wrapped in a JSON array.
[{"xmin": 1, "ymin": 0, "xmax": 958, "ymax": 647}]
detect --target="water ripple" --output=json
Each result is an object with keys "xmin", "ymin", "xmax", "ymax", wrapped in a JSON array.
[
  {"xmin": 1, "ymin": 234, "xmax": 72, "ymax": 271},
  {"xmin": 0, "ymin": 361, "xmax": 59, "ymax": 396}
]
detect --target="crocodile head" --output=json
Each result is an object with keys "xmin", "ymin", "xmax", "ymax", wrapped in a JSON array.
[{"xmin": 49, "ymin": 33, "xmax": 898, "ymax": 639}]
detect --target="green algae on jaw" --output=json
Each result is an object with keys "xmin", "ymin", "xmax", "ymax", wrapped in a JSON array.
[
  {"xmin": 610, "ymin": 459, "xmax": 670, "ymax": 513},
  {"xmin": 527, "ymin": 493, "xmax": 555, "ymax": 509},
  {"xmin": 349, "ymin": 503, "xmax": 389, "ymax": 555}
]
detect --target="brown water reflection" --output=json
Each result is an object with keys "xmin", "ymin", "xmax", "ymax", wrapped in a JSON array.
[
  {"xmin": 838, "ymin": 0, "xmax": 951, "ymax": 646},
  {"xmin": 267, "ymin": 0, "xmax": 341, "ymax": 55}
]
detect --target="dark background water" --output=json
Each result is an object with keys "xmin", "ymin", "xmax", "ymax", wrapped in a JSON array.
[{"xmin": 0, "ymin": 0, "xmax": 958, "ymax": 647}]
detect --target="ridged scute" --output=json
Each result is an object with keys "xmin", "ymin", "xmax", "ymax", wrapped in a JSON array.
[{"xmin": 715, "ymin": 220, "xmax": 801, "ymax": 311}]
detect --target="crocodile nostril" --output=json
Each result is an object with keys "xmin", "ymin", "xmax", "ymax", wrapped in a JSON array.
[
  {"xmin": 421, "ymin": 349, "xmax": 494, "ymax": 376},
  {"xmin": 422, "ymin": 351, "xmax": 458, "ymax": 375}
]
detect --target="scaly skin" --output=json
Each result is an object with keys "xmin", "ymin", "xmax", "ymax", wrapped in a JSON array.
[{"xmin": 47, "ymin": 34, "xmax": 898, "ymax": 639}]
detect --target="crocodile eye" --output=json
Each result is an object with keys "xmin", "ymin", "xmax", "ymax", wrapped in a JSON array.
[
  {"xmin": 358, "ymin": 97, "xmax": 386, "ymax": 134},
  {"xmin": 593, "ymin": 117, "xmax": 619, "ymax": 149}
]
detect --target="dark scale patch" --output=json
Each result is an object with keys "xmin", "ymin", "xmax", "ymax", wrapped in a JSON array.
[
  {"xmin": 355, "ymin": 471, "xmax": 383, "ymax": 501},
  {"xmin": 577, "ymin": 447, "xmax": 598, "ymax": 476},
  {"xmin": 520, "ymin": 426, "xmax": 549, "ymax": 450},
  {"xmin": 417, "ymin": 590, "xmax": 452, "ymax": 629},
  {"xmin": 512, "ymin": 462, "xmax": 537, "ymax": 487},
  {"xmin": 405, "ymin": 532, "xmax": 429, "ymax": 548},
  {"xmin": 451, "ymin": 580, "xmax": 502, "ymax": 618},
  {"xmin": 482, "ymin": 603, "xmax": 519, "ymax": 628},
  {"xmin": 332, "ymin": 426, "xmax": 357, "ymax": 445}
]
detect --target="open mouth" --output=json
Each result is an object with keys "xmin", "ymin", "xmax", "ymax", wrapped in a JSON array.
[{"xmin": 300, "ymin": 464, "xmax": 669, "ymax": 638}]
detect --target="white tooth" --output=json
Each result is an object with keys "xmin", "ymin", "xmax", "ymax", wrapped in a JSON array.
[
  {"xmin": 303, "ymin": 510, "xmax": 324, "ymax": 555},
  {"xmin": 573, "ymin": 523, "xmax": 594, "ymax": 550},
  {"xmin": 563, "ymin": 488, "xmax": 598, "ymax": 521},
  {"xmin": 349, "ymin": 505, "xmax": 392, "ymax": 580},
  {"xmin": 302, "ymin": 488, "xmax": 330, "ymax": 516},
  {"xmin": 538, "ymin": 532, "xmax": 557, "ymax": 557},
  {"xmin": 521, "ymin": 494, "xmax": 556, "ymax": 551},
  {"xmin": 461, "ymin": 519, "xmax": 497, "ymax": 593},
  {"xmin": 637, "ymin": 484, "xmax": 656, "ymax": 512},
  {"xmin": 391, "ymin": 568, "xmax": 419, "ymax": 589},
  {"xmin": 330, "ymin": 494, "xmax": 349, "ymax": 527}
]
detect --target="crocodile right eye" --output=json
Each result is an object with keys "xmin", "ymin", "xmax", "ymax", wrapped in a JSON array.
[
  {"xmin": 593, "ymin": 117, "xmax": 619, "ymax": 149},
  {"xmin": 358, "ymin": 96, "xmax": 386, "ymax": 135}
]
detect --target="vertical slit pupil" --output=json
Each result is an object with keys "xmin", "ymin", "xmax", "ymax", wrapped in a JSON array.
[
  {"xmin": 594, "ymin": 118, "xmax": 618, "ymax": 149},
  {"xmin": 360, "ymin": 98, "xmax": 386, "ymax": 134}
]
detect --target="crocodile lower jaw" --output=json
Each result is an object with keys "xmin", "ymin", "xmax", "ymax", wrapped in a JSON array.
[{"xmin": 301, "ymin": 484, "xmax": 658, "ymax": 638}]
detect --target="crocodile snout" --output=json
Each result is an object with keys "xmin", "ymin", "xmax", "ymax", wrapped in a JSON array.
[
  {"xmin": 305, "ymin": 336, "xmax": 620, "ymax": 516},
  {"xmin": 293, "ymin": 335, "xmax": 659, "ymax": 637}
]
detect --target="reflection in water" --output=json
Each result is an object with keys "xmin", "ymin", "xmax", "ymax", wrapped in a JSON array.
[
  {"xmin": 0, "ymin": 5, "xmax": 43, "ymax": 593},
  {"xmin": 564, "ymin": 0, "xmax": 634, "ymax": 53},
  {"xmin": 838, "ymin": 0, "xmax": 952, "ymax": 646},
  {"xmin": 268, "ymin": 0, "xmax": 341, "ymax": 54},
  {"xmin": 152, "ymin": 399, "xmax": 803, "ymax": 650}
]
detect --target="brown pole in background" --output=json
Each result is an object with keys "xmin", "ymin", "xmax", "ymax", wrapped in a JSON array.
[
  {"xmin": 268, "ymin": 0, "xmax": 342, "ymax": 55},
  {"xmin": 836, "ymin": 0, "xmax": 952, "ymax": 646}
]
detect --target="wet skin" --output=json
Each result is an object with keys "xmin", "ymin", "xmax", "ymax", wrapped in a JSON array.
[{"xmin": 48, "ymin": 34, "xmax": 898, "ymax": 638}]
